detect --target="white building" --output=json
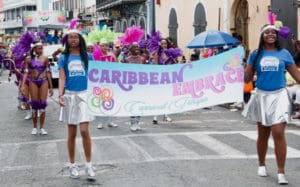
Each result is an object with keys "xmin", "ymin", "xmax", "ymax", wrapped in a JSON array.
[{"xmin": 0, "ymin": 0, "xmax": 37, "ymax": 34}]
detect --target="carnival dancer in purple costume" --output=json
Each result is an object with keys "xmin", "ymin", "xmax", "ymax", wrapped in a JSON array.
[
  {"xmin": 243, "ymin": 19, "xmax": 300, "ymax": 184},
  {"xmin": 21, "ymin": 41, "xmax": 53, "ymax": 135},
  {"xmin": 12, "ymin": 31, "xmax": 46, "ymax": 119},
  {"xmin": 58, "ymin": 27, "xmax": 95, "ymax": 179},
  {"xmin": 147, "ymin": 31, "xmax": 182, "ymax": 124}
]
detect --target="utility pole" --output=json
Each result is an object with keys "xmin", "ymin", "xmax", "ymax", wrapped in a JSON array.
[{"xmin": 147, "ymin": 0, "xmax": 155, "ymax": 34}]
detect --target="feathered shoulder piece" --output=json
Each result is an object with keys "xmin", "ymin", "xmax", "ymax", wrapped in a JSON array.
[
  {"xmin": 163, "ymin": 48, "xmax": 182, "ymax": 59},
  {"xmin": 118, "ymin": 26, "xmax": 145, "ymax": 46},
  {"xmin": 92, "ymin": 44, "xmax": 103, "ymax": 60}
]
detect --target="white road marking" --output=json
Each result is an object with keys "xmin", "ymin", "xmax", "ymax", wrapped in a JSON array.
[
  {"xmin": 240, "ymin": 131, "xmax": 300, "ymax": 158},
  {"xmin": 1, "ymin": 130, "xmax": 300, "ymax": 172},
  {"xmin": 151, "ymin": 135, "xmax": 200, "ymax": 159},
  {"xmin": 187, "ymin": 134, "xmax": 247, "ymax": 157},
  {"xmin": 112, "ymin": 137, "xmax": 155, "ymax": 162}
]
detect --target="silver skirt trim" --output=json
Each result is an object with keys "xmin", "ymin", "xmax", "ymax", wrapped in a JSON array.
[
  {"xmin": 242, "ymin": 88, "xmax": 291, "ymax": 126},
  {"xmin": 61, "ymin": 90, "xmax": 94, "ymax": 125}
]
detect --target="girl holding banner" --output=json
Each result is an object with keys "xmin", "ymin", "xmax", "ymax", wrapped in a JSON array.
[
  {"xmin": 58, "ymin": 29, "xmax": 95, "ymax": 180},
  {"xmin": 243, "ymin": 23, "xmax": 300, "ymax": 185}
]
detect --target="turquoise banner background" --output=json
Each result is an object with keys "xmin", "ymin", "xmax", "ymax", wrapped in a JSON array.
[{"xmin": 87, "ymin": 46, "xmax": 245, "ymax": 116}]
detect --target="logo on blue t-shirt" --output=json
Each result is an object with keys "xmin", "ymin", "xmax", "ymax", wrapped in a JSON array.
[
  {"xmin": 68, "ymin": 60, "xmax": 85, "ymax": 77},
  {"xmin": 260, "ymin": 56, "xmax": 279, "ymax": 72}
]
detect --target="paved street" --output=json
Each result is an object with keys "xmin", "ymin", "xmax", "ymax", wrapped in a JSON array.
[{"xmin": 1, "ymin": 71, "xmax": 300, "ymax": 187}]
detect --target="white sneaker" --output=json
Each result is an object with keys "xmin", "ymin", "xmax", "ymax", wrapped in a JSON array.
[
  {"xmin": 24, "ymin": 111, "xmax": 32, "ymax": 120},
  {"xmin": 163, "ymin": 115, "xmax": 172, "ymax": 122},
  {"xmin": 69, "ymin": 164, "xmax": 79, "ymax": 179},
  {"xmin": 31, "ymin": 128, "xmax": 38, "ymax": 135},
  {"xmin": 97, "ymin": 123, "xmax": 103, "ymax": 129},
  {"xmin": 40, "ymin": 128, "xmax": 47, "ymax": 135},
  {"xmin": 130, "ymin": 123, "xmax": 139, "ymax": 132},
  {"xmin": 153, "ymin": 116, "xmax": 158, "ymax": 125},
  {"xmin": 107, "ymin": 122, "xmax": 118, "ymax": 127},
  {"xmin": 85, "ymin": 166, "xmax": 95, "ymax": 180},
  {"xmin": 278, "ymin": 173, "xmax": 288, "ymax": 185},
  {"xmin": 257, "ymin": 166, "xmax": 267, "ymax": 177}
]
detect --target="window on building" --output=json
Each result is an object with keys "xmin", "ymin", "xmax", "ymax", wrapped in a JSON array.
[{"xmin": 168, "ymin": 8, "xmax": 178, "ymax": 46}]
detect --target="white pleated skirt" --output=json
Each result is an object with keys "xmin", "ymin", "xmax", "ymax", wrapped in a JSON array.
[
  {"xmin": 242, "ymin": 88, "xmax": 291, "ymax": 126},
  {"xmin": 61, "ymin": 90, "xmax": 94, "ymax": 125}
]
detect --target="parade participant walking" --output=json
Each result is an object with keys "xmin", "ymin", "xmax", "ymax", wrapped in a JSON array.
[
  {"xmin": 124, "ymin": 42, "xmax": 146, "ymax": 131},
  {"xmin": 150, "ymin": 35, "xmax": 182, "ymax": 124},
  {"xmin": 58, "ymin": 30, "xmax": 95, "ymax": 179},
  {"xmin": 243, "ymin": 23, "xmax": 300, "ymax": 185},
  {"xmin": 21, "ymin": 41, "xmax": 53, "ymax": 135},
  {"xmin": 93, "ymin": 39, "xmax": 118, "ymax": 129}
]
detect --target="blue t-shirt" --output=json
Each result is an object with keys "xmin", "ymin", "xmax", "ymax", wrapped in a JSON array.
[
  {"xmin": 247, "ymin": 49, "xmax": 294, "ymax": 91},
  {"xmin": 58, "ymin": 53, "xmax": 93, "ymax": 91}
]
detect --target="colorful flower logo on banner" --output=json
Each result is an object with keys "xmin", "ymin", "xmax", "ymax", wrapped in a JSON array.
[{"xmin": 91, "ymin": 86, "xmax": 114, "ymax": 111}]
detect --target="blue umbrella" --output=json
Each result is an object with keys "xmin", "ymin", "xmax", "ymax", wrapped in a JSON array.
[{"xmin": 186, "ymin": 30, "xmax": 240, "ymax": 48}]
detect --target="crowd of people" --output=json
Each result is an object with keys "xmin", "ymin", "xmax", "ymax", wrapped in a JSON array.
[{"xmin": 1, "ymin": 15, "xmax": 300, "ymax": 184}]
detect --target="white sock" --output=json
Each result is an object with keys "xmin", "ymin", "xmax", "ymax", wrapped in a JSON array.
[
  {"xmin": 70, "ymin": 162, "xmax": 76, "ymax": 167},
  {"xmin": 86, "ymin": 162, "xmax": 92, "ymax": 168}
]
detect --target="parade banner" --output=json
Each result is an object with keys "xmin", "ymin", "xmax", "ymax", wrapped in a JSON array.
[
  {"xmin": 87, "ymin": 46, "xmax": 245, "ymax": 116},
  {"xmin": 22, "ymin": 11, "xmax": 67, "ymax": 27}
]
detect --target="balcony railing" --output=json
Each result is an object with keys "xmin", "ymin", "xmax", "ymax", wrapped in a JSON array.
[
  {"xmin": 0, "ymin": 19, "xmax": 23, "ymax": 29},
  {"xmin": 97, "ymin": 0, "xmax": 146, "ymax": 11}
]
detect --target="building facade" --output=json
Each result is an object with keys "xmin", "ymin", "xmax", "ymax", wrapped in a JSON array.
[
  {"xmin": 0, "ymin": 0, "xmax": 37, "ymax": 35},
  {"xmin": 52, "ymin": 0, "xmax": 96, "ymax": 30},
  {"xmin": 96, "ymin": 0, "xmax": 149, "ymax": 32},
  {"xmin": 52, "ymin": 0, "xmax": 86, "ymax": 21},
  {"xmin": 155, "ymin": 0, "xmax": 299, "ymax": 57}
]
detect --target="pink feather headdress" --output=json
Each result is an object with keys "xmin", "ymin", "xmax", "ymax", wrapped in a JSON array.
[{"xmin": 118, "ymin": 26, "xmax": 145, "ymax": 46}]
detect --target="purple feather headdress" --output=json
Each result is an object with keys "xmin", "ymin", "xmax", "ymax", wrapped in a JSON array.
[
  {"xmin": 267, "ymin": 12, "xmax": 290, "ymax": 39},
  {"xmin": 37, "ymin": 31, "xmax": 46, "ymax": 41},
  {"xmin": 138, "ymin": 39, "xmax": 147, "ymax": 49},
  {"xmin": 146, "ymin": 31, "xmax": 162, "ymax": 53},
  {"xmin": 68, "ymin": 18, "xmax": 79, "ymax": 30},
  {"xmin": 11, "ymin": 31, "xmax": 35, "ymax": 62},
  {"xmin": 0, "ymin": 50, "xmax": 4, "ymax": 63}
]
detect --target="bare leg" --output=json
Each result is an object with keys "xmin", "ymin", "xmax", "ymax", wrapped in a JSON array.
[
  {"xmin": 271, "ymin": 123, "xmax": 287, "ymax": 174},
  {"xmin": 68, "ymin": 125, "xmax": 77, "ymax": 163},
  {"xmin": 39, "ymin": 111, "xmax": 45, "ymax": 129},
  {"xmin": 257, "ymin": 122, "xmax": 271, "ymax": 166},
  {"xmin": 32, "ymin": 110, "xmax": 38, "ymax": 128},
  {"xmin": 39, "ymin": 82, "xmax": 49, "ymax": 129},
  {"xmin": 29, "ymin": 83, "xmax": 39, "ymax": 128},
  {"xmin": 80, "ymin": 122, "xmax": 92, "ymax": 162}
]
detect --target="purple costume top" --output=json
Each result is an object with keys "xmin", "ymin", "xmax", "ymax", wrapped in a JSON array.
[{"xmin": 29, "ymin": 58, "xmax": 48, "ymax": 87}]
